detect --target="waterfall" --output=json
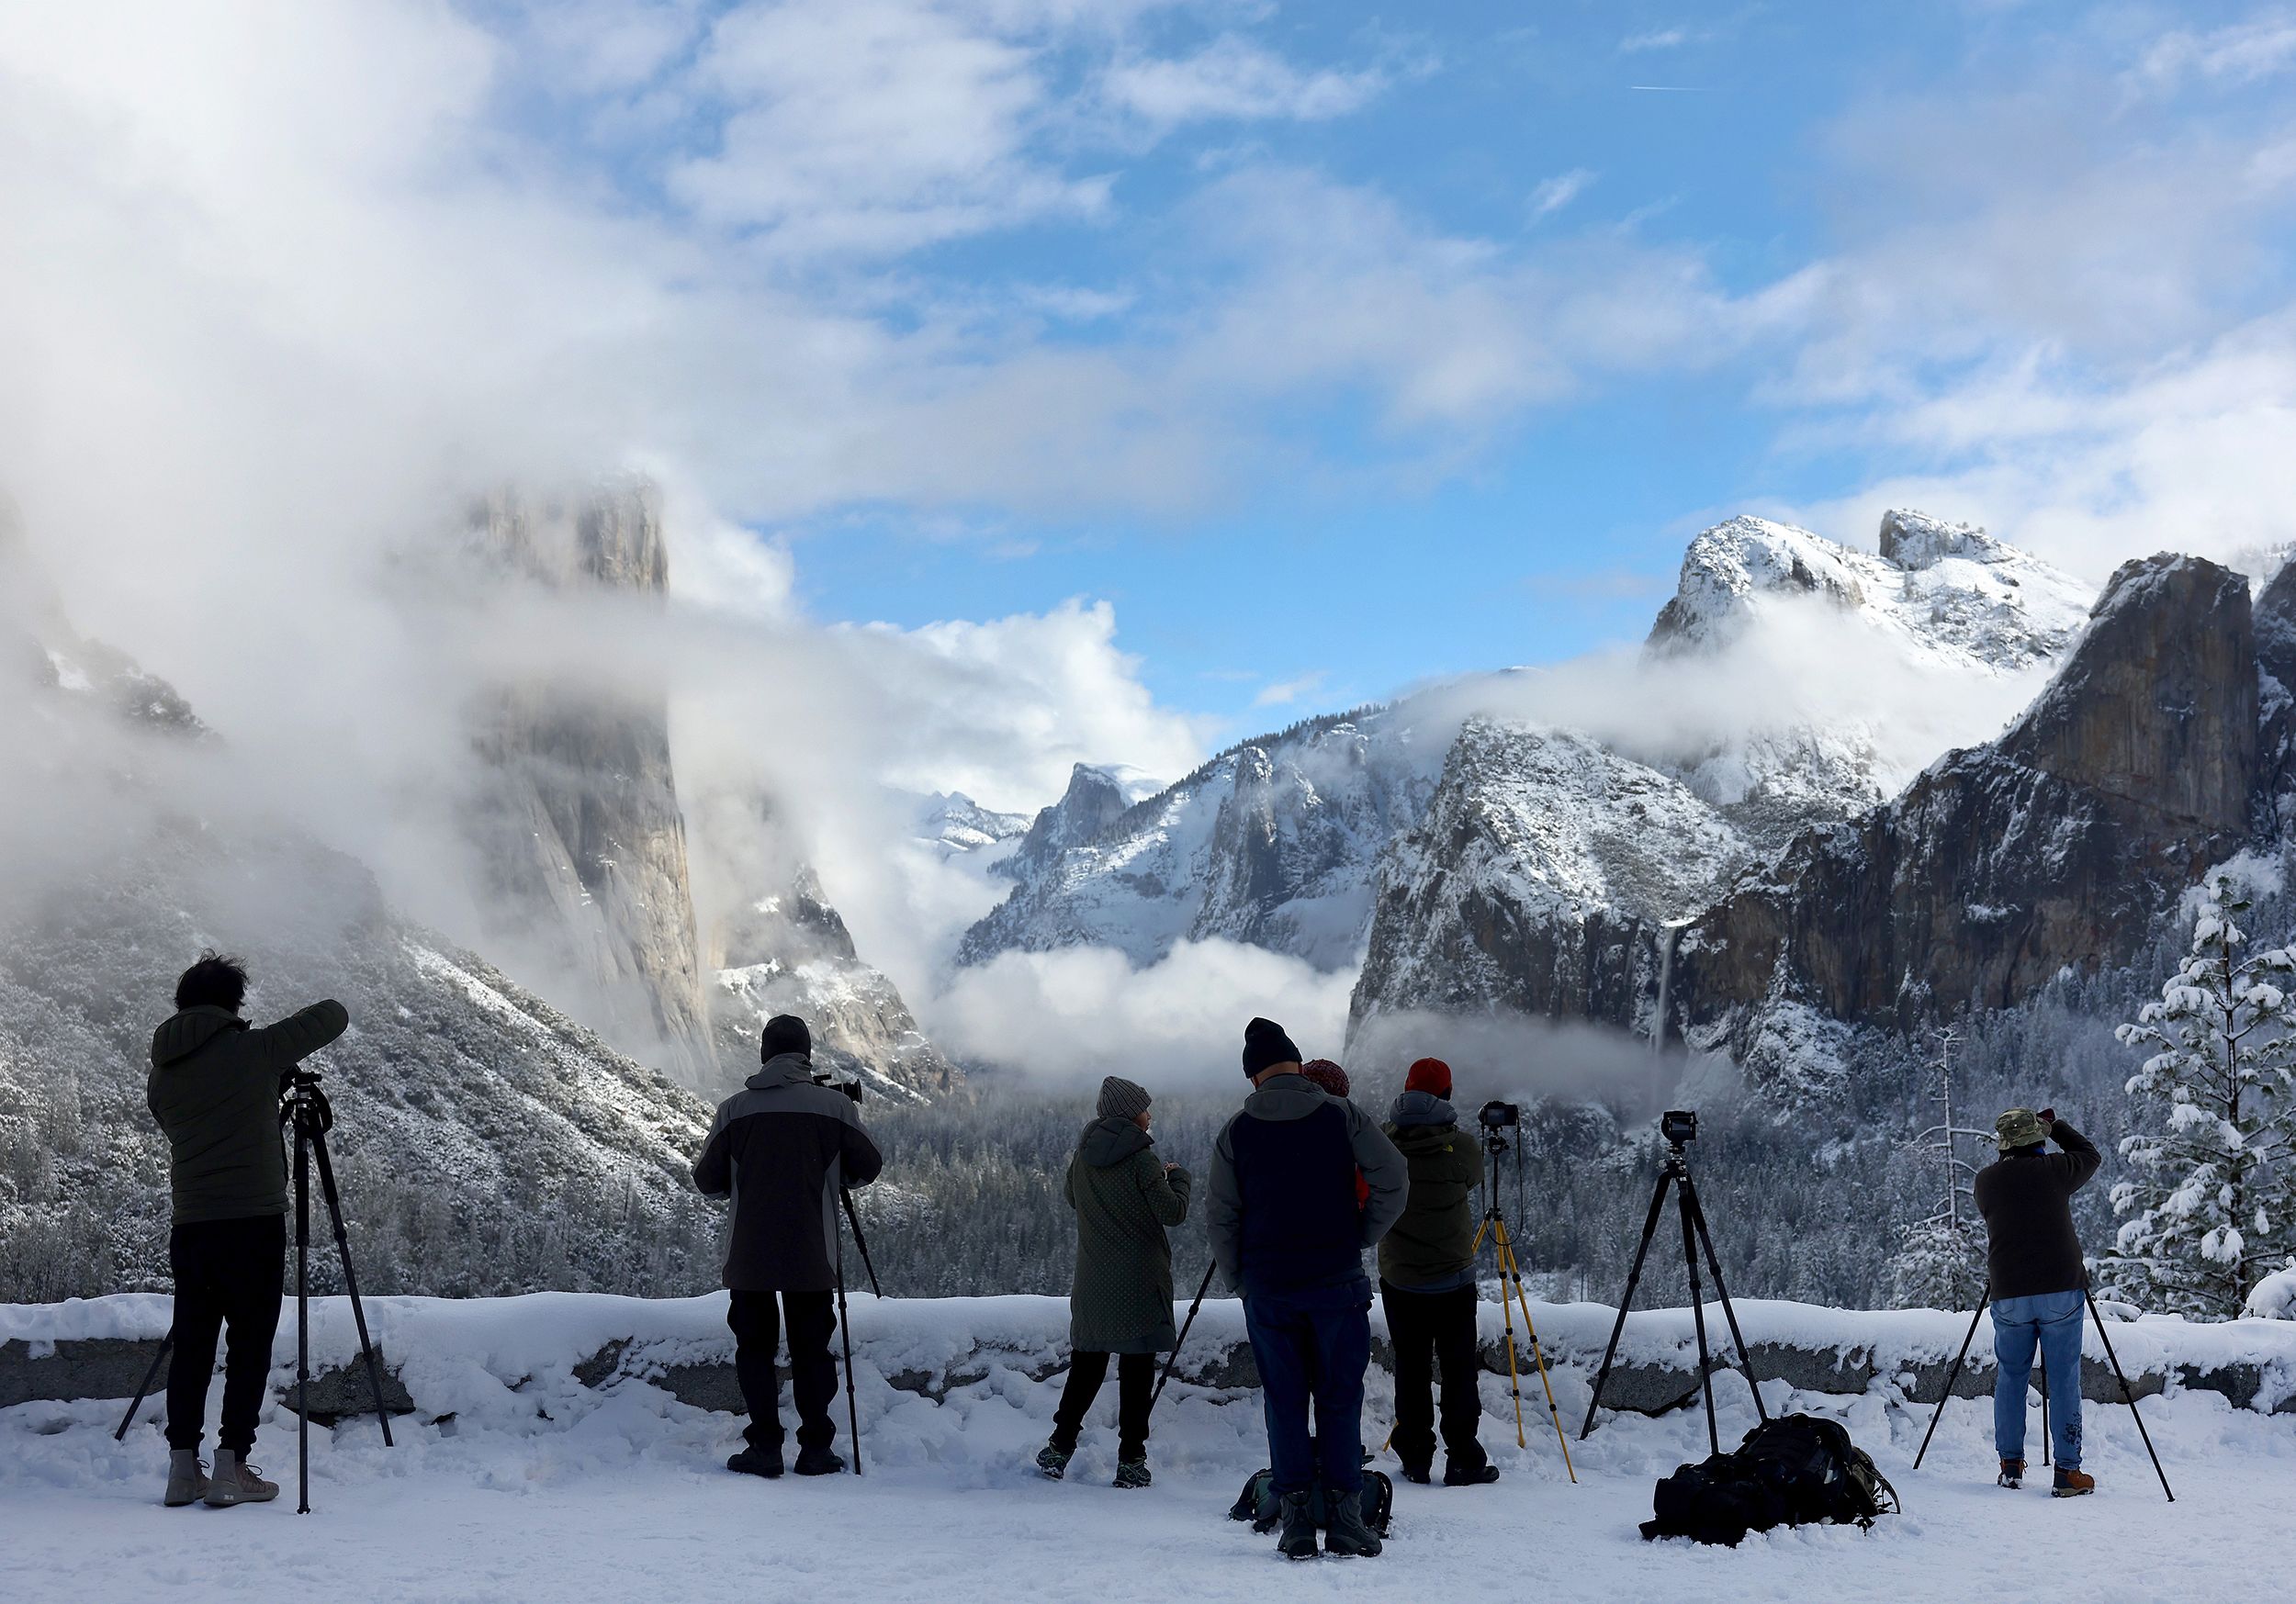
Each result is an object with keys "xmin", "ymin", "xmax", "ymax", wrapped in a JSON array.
[{"xmin": 1649, "ymin": 921, "xmax": 1682, "ymax": 1119}]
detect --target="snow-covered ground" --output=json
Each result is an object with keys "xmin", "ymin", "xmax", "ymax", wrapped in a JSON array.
[{"xmin": 6, "ymin": 1296, "xmax": 2289, "ymax": 1603}]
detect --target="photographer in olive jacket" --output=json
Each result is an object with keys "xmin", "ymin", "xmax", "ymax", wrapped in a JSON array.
[
  {"xmin": 146, "ymin": 952, "xmax": 348, "ymax": 1510},
  {"xmin": 1036, "ymin": 1076, "xmax": 1191, "ymax": 1488}
]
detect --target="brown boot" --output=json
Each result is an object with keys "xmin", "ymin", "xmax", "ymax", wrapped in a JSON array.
[
  {"xmin": 203, "ymin": 1451, "xmax": 279, "ymax": 1508},
  {"xmin": 1998, "ymin": 1458, "xmax": 2026, "ymax": 1489},
  {"xmin": 2051, "ymin": 1466, "xmax": 2095, "ymax": 1498}
]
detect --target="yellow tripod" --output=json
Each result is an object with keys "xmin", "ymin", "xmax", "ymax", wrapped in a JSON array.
[{"xmin": 1473, "ymin": 1205, "xmax": 1578, "ymax": 1482}]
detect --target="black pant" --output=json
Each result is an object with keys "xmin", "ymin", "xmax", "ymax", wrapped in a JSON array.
[
  {"xmin": 166, "ymin": 1214, "xmax": 286, "ymax": 1454},
  {"xmin": 727, "ymin": 1290, "xmax": 839, "ymax": 1453},
  {"xmin": 1380, "ymin": 1279, "xmax": 1487, "ymax": 1475},
  {"xmin": 1051, "ymin": 1350, "xmax": 1154, "ymax": 1460}
]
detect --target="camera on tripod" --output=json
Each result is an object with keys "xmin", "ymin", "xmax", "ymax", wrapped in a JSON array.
[
  {"xmin": 1479, "ymin": 1099, "xmax": 1520, "ymax": 1129},
  {"xmin": 1661, "ymin": 1108, "xmax": 1697, "ymax": 1146},
  {"xmin": 813, "ymin": 1070, "xmax": 865, "ymax": 1105}
]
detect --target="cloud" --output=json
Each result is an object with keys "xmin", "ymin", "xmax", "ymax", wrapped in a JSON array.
[
  {"xmin": 2136, "ymin": 15, "xmax": 2296, "ymax": 88},
  {"xmin": 1618, "ymin": 26, "xmax": 1694, "ymax": 53},
  {"xmin": 1252, "ymin": 669, "xmax": 1328, "ymax": 708},
  {"xmin": 1102, "ymin": 33, "xmax": 1390, "ymax": 128},
  {"xmin": 926, "ymin": 938, "xmax": 1357, "ymax": 1087},
  {"xmin": 1528, "ymin": 167, "xmax": 1595, "ymax": 220}
]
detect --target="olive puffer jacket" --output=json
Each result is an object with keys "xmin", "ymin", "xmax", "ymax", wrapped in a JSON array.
[
  {"xmin": 1377, "ymin": 1093, "xmax": 1484, "ymax": 1291},
  {"xmin": 1064, "ymin": 1116, "xmax": 1193, "ymax": 1353}
]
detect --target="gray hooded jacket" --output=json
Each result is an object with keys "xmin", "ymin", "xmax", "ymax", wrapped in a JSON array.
[{"xmin": 693, "ymin": 1051, "xmax": 884, "ymax": 1292}]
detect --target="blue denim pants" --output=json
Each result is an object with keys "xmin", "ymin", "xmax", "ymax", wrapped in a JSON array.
[
  {"xmin": 1243, "ymin": 1279, "xmax": 1373, "ymax": 1497},
  {"xmin": 1992, "ymin": 1290, "xmax": 2083, "ymax": 1468}
]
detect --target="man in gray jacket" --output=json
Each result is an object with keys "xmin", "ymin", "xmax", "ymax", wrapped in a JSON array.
[
  {"xmin": 693, "ymin": 1015, "xmax": 883, "ymax": 1479},
  {"xmin": 146, "ymin": 952, "xmax": 348, "ymax": 1509},
  {"xmin": 1207, "ymin": 1018, "xmax": 1407, "ymax": 1559}
]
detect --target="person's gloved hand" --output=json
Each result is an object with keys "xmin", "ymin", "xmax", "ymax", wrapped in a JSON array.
[{"xmin": 2039, "ymin": 1106, "xmax": 2057, "ymax": 1131}]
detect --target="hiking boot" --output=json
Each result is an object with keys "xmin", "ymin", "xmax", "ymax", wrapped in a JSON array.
[
  {"xmin": 1444, "ymin": 1461, "xmax": 1500, "ymax": 1487},
  {"xmin": 793, "ymin": 1446, "xmax": 847, "ymax": 1477},
  {"xmin": 202, "ymin": 1451, "xmax": 278, "ymax": 1508},
  {"xmin": 1113, "ymin": 1457, "xmax": 1152, "ymax": 1489},
  {"xmin": 1276, "ymin": 1492, "xmax": 1320, "ymax": 1561},
  {"xmin": 1323, "ymin": 1494, "xmax": 1384, "ymax": 1558},
  {"xmin": 163, "ymin": 1451, "xmax": 208, "ymax": 1508},
  {"xmin": 727, "ymin": 1446, "xmax": 784, "ymax": 1479},
  {"xmin": 1035, "ymin": 1441, "xmax": 1074, "ymax": 1480},
  {"xmin": 1998, "ymin": 1458, "xmax": 2026, "ymax": 1489},
  {"xmin": 2052, "ymin": 1466, "xmax": 2095, "ymax": 1498},
  {"xmin": 1398, "ymin": 1462, "xmax": 1431, "ymax": 1486}
]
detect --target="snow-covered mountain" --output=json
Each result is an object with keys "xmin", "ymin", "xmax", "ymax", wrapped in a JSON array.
[
  {"xmin": 915, "ymin": 791, "xmax": 1033, "ymax": 856},
  {"xmin": 957, "ymin": 714, "xmax": 1439, "ymax": 970},
  {"xmin": 962, "ymin": 510, "xmax": 2092, "ymax": 990},
  {"xmin": 0, "ymin": 554, "xmax": 721, "ymax": 1301}
]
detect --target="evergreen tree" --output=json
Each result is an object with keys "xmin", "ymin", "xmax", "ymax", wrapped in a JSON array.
[
  {"xmin": 2105, "ymin": 873, "xmax": 2296, "ymax": 1318},
  {"xmin": 1888, "ymin": 1027, "xmax": 1986, "ymax": 1307}
]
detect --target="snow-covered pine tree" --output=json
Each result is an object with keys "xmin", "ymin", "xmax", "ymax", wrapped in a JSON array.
[
  {"xmin": 1890, "ymin": 1026, "xmax": 1987, "ymax": 1307},
  {"xmin": 2105, "ymin": 872, "xmax": 2296, "ymax": 1318}
]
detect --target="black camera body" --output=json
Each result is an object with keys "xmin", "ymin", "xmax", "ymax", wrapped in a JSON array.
[
  {"xmin": 1479, "ymin": 1099, "xmax": 1521, "ymax": 1129},
  {"xmin": 814, "ymin": 1071, "xmax": 865, "ymax": 1106},
  {"xmin": 1661, "ymin": 1108, "xmax": 1698, "ymax": 1146}
]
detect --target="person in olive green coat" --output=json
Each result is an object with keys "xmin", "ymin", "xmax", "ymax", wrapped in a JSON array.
[
  {"xmin": 1037, "ymin": 1075, "xmax": 1191, "ymax": 1487},
  {"xmin": 1378, "ymin": 1058, "xmax": 1495, "ymax": 1486}
]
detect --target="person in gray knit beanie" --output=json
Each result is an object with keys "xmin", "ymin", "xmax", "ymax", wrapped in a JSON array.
[
  {"xmin": 1039, "ymin": 1073, "xmax": 1190, "ymax": 1487},
  {"xmin": 1097, "ymin": 1076, "xmax": 1153, "ymax": 1121}
]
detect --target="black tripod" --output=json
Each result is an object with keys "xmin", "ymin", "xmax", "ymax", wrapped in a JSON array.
[
  {"xmin": 1912, "ymin": 1284, "xmax": 2173, "ymax": 1501},
  {"xmin": 834, "ymin": 1186, "xmax": 880, "ymax": 1475},
  {"xmin": 1150, "ymin": 1262, "xmax": 1219, "ymax": 1415},
  {"xmin": 116, "ymin": 1069, "xmax": 395, "ymax": 1511},
  {"xmin": 1579, "ymin": 1113, "xmax": 1766, "ymax": 1456}
]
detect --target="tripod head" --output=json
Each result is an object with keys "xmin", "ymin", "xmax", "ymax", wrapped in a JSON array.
[{"xmin": 279, "ymin": 1068, "xmax": 335, "ymax": 1135}]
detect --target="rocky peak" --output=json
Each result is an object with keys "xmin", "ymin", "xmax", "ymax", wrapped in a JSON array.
[
  {"xmin": 1648, "ymin": 515, "xmax": 1871, "ymax": 650},
  {"xmin": 1998, "ymin": 554, "xmax": 2256, "ymax": 833},
  {"xmin": 996, "ymin": 761, "xmax": 1162, "ymax": 882},
  {"xmin": 471, "ymin": 481, "xmax": 668, "ymax": 594},
  {"xmin": 1877, "ymin": 508, "xmax": 2009, "ymax": 569}
]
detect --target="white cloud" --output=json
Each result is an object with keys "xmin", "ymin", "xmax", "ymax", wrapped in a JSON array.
[
  {"xmin": 1618, "ymin": 26, "xmax": 1694, "ymax": 53},
  {"xmin": 1528, "ymin": 167, "xmax": 1595, "ymax": 220},
  {"xmin": 1103, "ymin": 33, "xmax": 1390, "ymax": 128},
  {"xmin": 2137, "ymin": 15, "xmax": 2296, "ymax": 88},
  {"xmin": 1252, "ymin": 669, "xmax": 1328, "ymax": 708},
  {"xmin": 926, "ymin": 938, "xmax": 1356, "ymax": 1087}
]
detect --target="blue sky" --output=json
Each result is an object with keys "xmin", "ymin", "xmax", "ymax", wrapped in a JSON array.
[
  {"xmin": 493, "ymin": 0, "xmax": 2294, "ymax": 740},
  {"xmin": 9, "ymin": 2, "xmax": 2296, "ymax": 809}
]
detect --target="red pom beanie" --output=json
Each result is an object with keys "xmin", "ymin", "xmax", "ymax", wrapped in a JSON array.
[{"xmin": 1405, "ymin": 1057, "xmax": 1452, "ymax": 1098}]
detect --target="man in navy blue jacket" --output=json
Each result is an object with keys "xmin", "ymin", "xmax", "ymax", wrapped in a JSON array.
[{"xmin": 1207, "ymin": 1018, "xmax": 1407, "ymax": 1559}]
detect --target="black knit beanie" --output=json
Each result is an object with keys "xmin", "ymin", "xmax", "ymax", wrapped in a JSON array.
[
  {"xmin": 1242, "ymin": 1016, "xmax": 1302, "ymax": 1078},
  {"xmin": 760, "ymin": 1015, "xmax": 812, "ymax": 1060}
]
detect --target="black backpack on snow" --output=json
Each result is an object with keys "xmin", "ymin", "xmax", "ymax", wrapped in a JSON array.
[
  {"xmin": 1641, "ymin": 1414, "xmax": 1898, "ymax": 1547},
  {"xmin": 1227, "ymin": 1466, "xmax": 1393, "ymax": 1536}
]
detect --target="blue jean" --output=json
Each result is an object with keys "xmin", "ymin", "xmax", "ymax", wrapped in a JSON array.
[
  {"xmin": 1992, "ymin": 1290, "xmax": 2083, "ymax": 1468},
  {"xmin": 1244, "ymin": 1280, "xmax": 1373, "ymax": 1497}
]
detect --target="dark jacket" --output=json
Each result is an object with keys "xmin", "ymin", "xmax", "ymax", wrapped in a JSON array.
[
  {"xmin": 1974, "ymin": 1118, "xmax": 2102, "ymax": 1300},
  {"xmin": 1207, "ymin": 1072, "xmax": 1407, "ymax": 1296},
  {"xmin": 692, "ymin": 1052, "xmax": 884, "ymax": 1293},
  {"xmin": 147, "ymin": 1001, "xmax": 349, "ymax": 1225},
  {"xmin": 1064, "ymin": 1116, "xmax": 1192, "ymax": 1353},
  {"xmin": 1378, "ymin": 1093, "xmax": 1483, "ymax": 1292}
]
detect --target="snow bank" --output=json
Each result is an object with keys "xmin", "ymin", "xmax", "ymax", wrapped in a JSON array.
[{"xmin": 8, "ymin": 1292, "xmax": 2296, "ymax": 1423}]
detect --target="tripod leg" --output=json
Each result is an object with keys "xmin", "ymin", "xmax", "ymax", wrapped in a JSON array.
[
  {"xmin": 1491, "ymin": 1225, "xmax": 1528, "ymax": 1449},
  {"xmin": 114, "ymin": 1335, "xmax": 173, "ymax": 1443},
  {"xmin": 1678, "ymin": 1176, "xmax": 1720, "ymax": 1457},
  {"xmin": 1914, "ymin": 1290, "xmax": 1989, "ymax": 1471},
  {"xmin": 834, "ymin": 1221, "xmax": 861, "ymax": 1476},
  {"xmin": 296, "ymin": 1117, "xmax": 311, "ymax": 1515},
  {"xmin": 310, "ymin": 1128, "xmax": 393, "ymax": 1448},
  {"xmin": 839, "ymin": 1188, "xmax": 883, "ymax": 1300},
  {"xmin": 2086, "ymin": 1292, "xmax": 2174, "ymax": 1503},
  {"xmin": 1683, "ymin": 1177, "xmax": 1766, "ymax": 1423},
  {"xmin": 1497, "ymin": 1221, "xmax": 1577, "ymax": 1484},
  {"xmin": 2038, "ymin": 1359, "xmax": 2050, "ymax": 1467},
  {"xmin": 1150, "ymin": 1262, "xmax": 1218, "ymax": 1415},
  {"xmin": 1578, "ymin": 1171, "xmax": 1673, "ymax": 1440}
]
